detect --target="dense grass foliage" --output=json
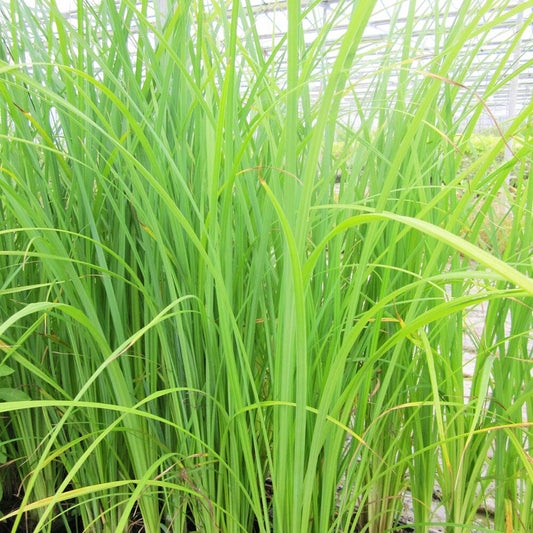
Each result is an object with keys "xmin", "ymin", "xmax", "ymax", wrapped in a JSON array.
[{"xmin": 0, "ymin": 0, "xmax": 532, "ymax": 531}]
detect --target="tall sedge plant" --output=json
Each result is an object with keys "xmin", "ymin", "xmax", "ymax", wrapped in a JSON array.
[{"xmin": 0, "ymin": 0, "xmax": 532, "ymax": 532}]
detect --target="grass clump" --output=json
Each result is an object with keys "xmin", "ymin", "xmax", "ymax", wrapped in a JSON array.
[{"xmin": 0, "ymin": 1, "xmax": 532, "ymax": 532}]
